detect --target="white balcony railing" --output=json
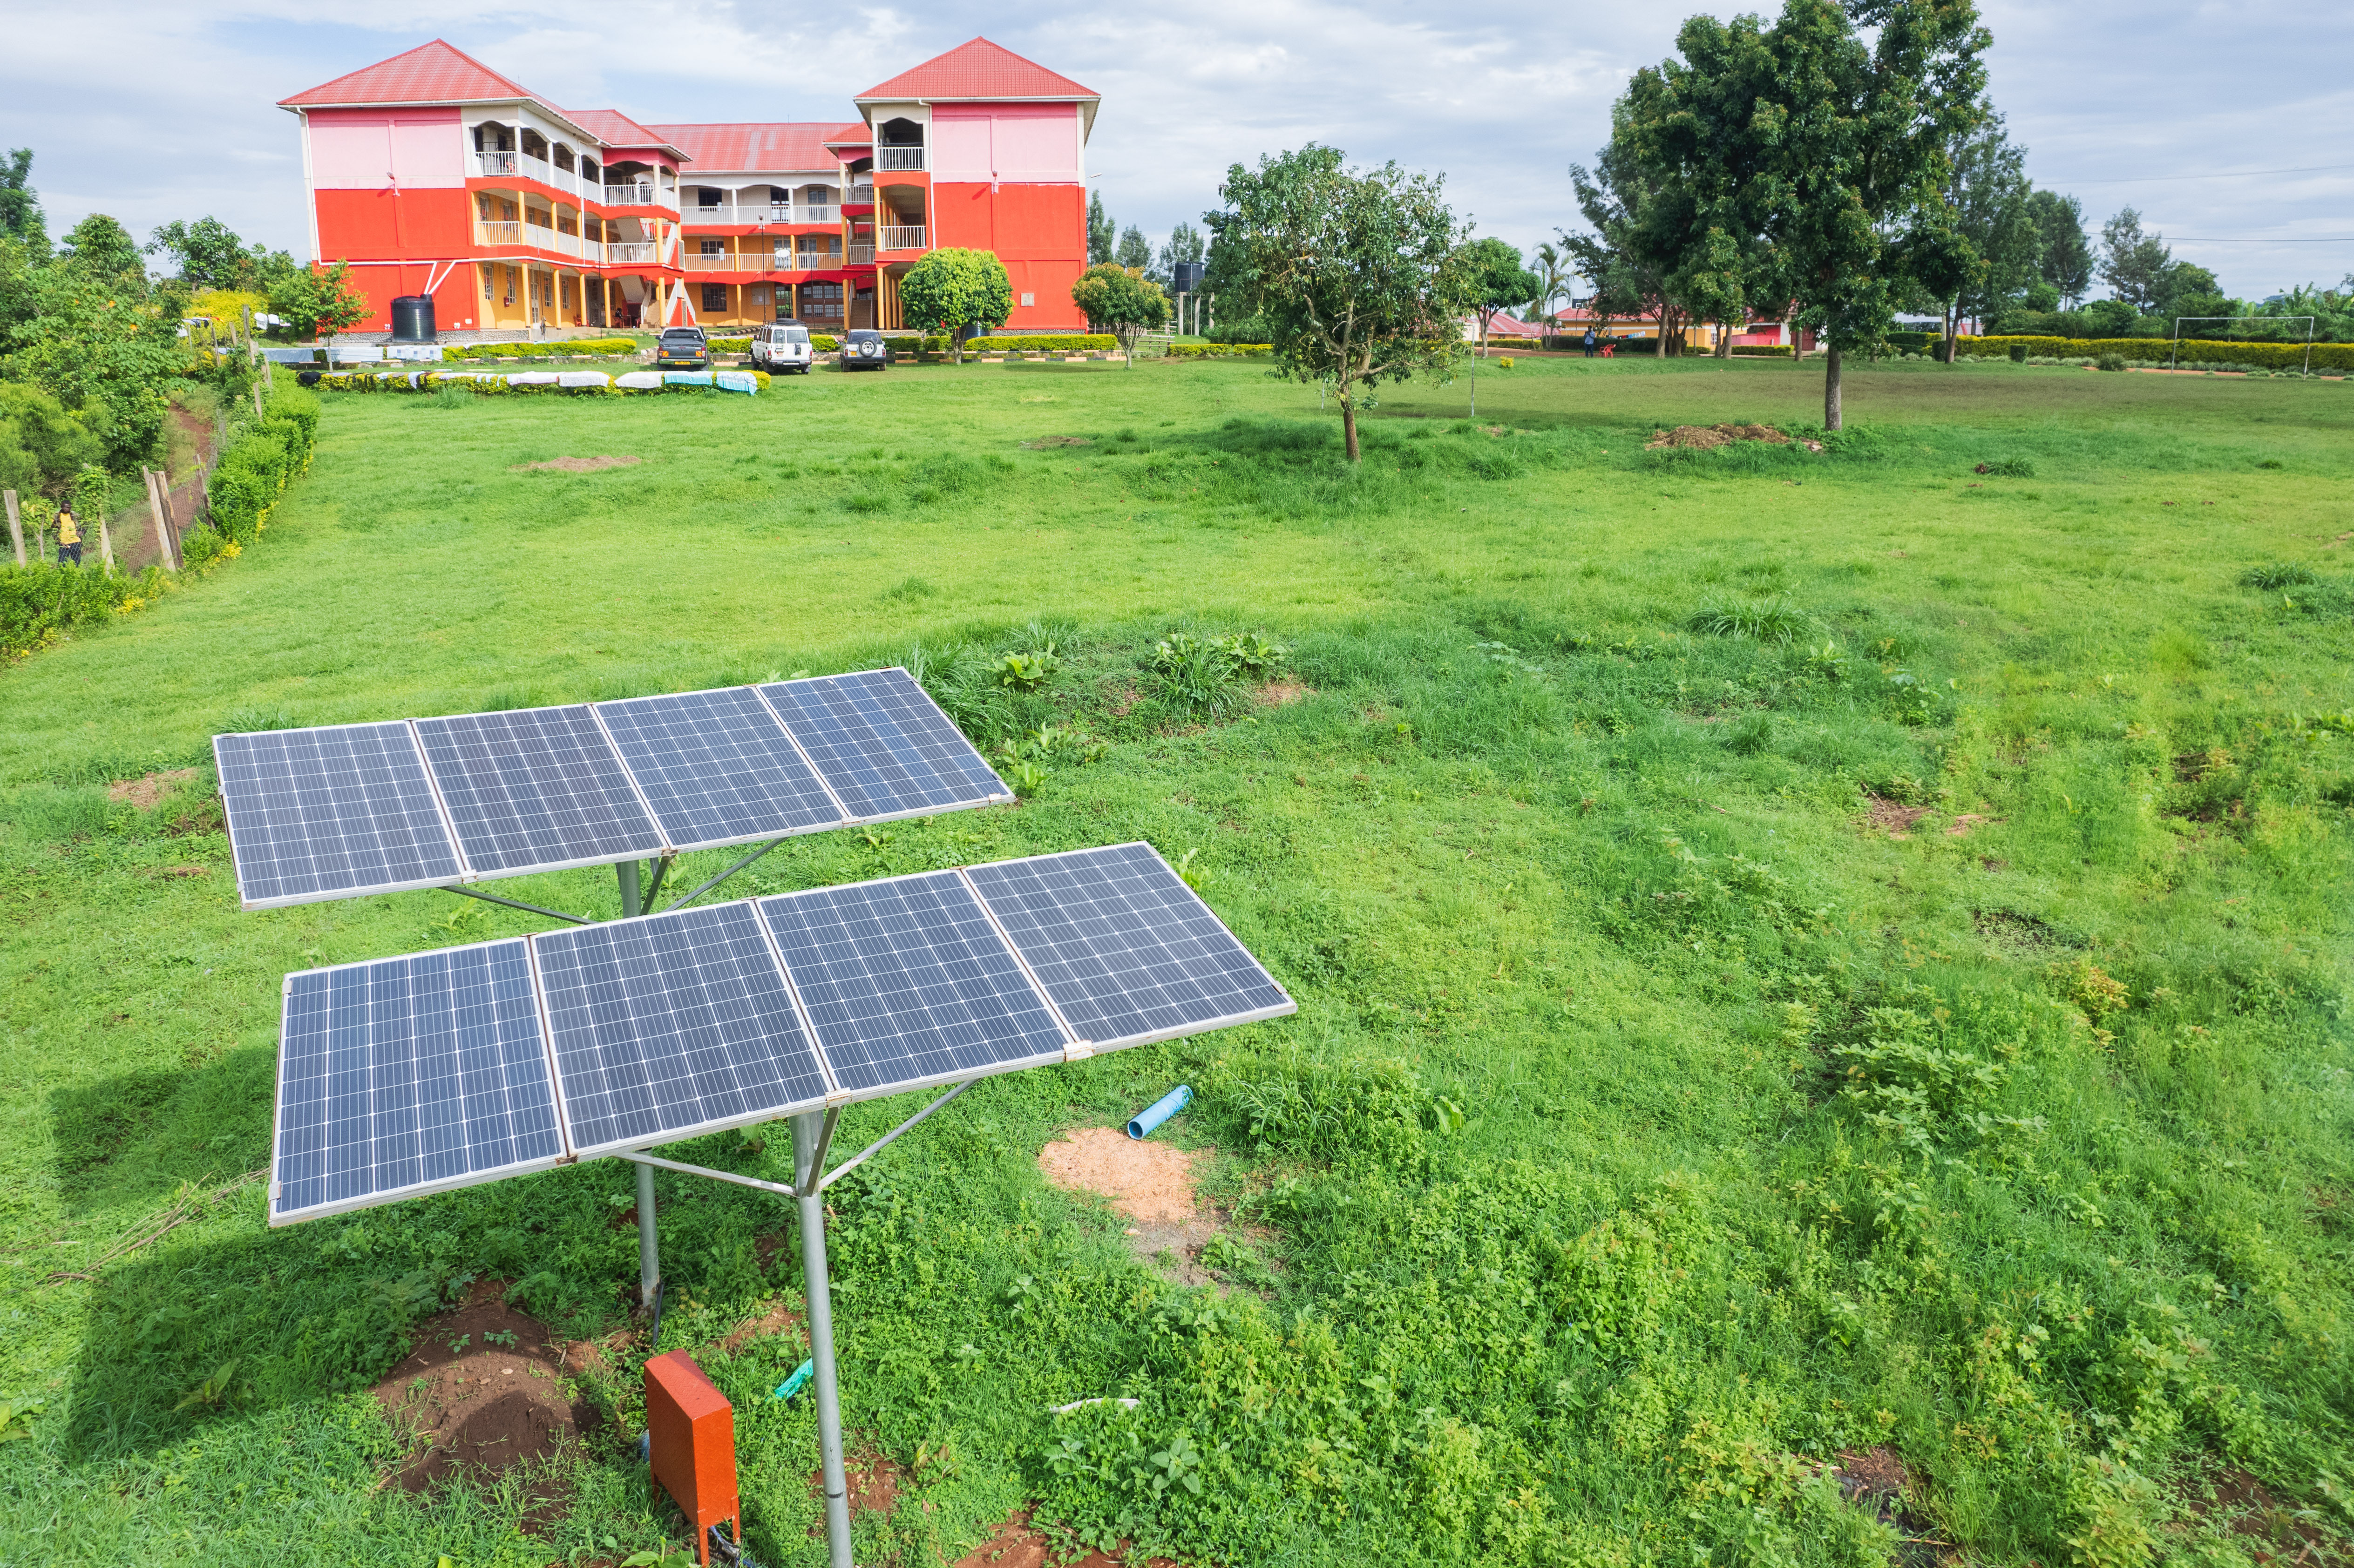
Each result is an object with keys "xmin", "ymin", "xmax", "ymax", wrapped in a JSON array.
[
  {"xmin": 846, "ymin": 183, "xmax": 875, "ymax": 204},
  {"xmin": 848, "ymin": 243, "xmax": 875, "ymax": 264},
  {"xmin": 477, "ymin": 220, "xmax": 522, "ymax": 245},
  {"xmin": 523, "ymin": 221, "xmax": 556, "ymax": 250},
  {"xmin": 604, "ymin": 182, "xmax": 656, "ymax": 207},
  {"xmin": 522, "ymin": 153, "xmax": 553, "ymax": 186},
  {"xmin": 799, "ymin": 205, "xmax": 835, "ymax": 225},
  {"xmin": 608, "ymin": 241, "xmax": 657, "ymax": 264},
  {"xmin": 553, "ymin": 230, "xmax": 582, "ymax": 257},
  {"xmin": 877, "ymin": 146, "xmax": 925, "ymax": 171},
  {"xmin": 879, "ymin": 225, "xmax": 927, "ymax": 252},
  {"xmin": 476, "ymin": 150, "xmax": 518, "ymax": 176},
  {"xmin": 579, "ymin": 240, "xmax": 602, "ymax": 264}
]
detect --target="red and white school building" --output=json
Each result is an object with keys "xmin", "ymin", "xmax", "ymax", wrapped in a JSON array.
[{"xmin": 278, "ymin": 37, "xmax": 1099, "ymax": 337}]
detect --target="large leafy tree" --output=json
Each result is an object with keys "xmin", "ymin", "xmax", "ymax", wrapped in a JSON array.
[
  {"xmin": 1524, "ymin": 241, "xmax": 1574, "ymax": 326},
  {"xmin": 1086, "ymin": 192, "xmax": 1116, "ymax": 265},
  {"xmin": 268, "ymin": 261, "xmax": 370, "ymax": 340},
  {"xmin": 898, "ymin": 247, "xmax": 1013, "ymax": 363},
  {"xmin": 0, "ymin": 148, "xmax": 46, "ymax": 259},
  {"xmin": 58, "ymin": 214, "xmax": 147, "ymax": 289},
  {"xmin": 1069, "ymin": 264, "xmax": 1168, "ymax": 366},
  {"xmin": 1153, "ymin": 221, "xmax": 1205, "ymax": 291},
  {"xmin": 1562, "ymin": 140, "xmax": 1685, "ymax": 355},
  {"xmin": 1209, "ymin": 144, "xmax": 1466, "ymax": 462},
  {"xmin": 2027, "ymin": 189, "xmax": 2092, "ymax": 304},
  {"xmin": 1113, "ymin": 225, "xmax": 1152, "ymax": 271},
  {"xmin": 2098, "ymin": 207, "xmax": 2172, "ymax": 311},
  {"xmin": 1925, "ymin": 116, "xmax": 2037, "ymax": 358},
  {"xmin": 8, "ymin": 262, "xmax": 182, "ymax": 466},
  {"xmin": 149, "ymin": 217, "xmax": 297, "ymax": 291},
  {"xmin": 1459, "ymin": 237, "xmax": 1540, "ymax": 354}
]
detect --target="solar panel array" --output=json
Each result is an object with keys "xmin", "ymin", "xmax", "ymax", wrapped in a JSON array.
[
  {"xmin": 215, "ymin": 669, "xmax": 1010, "ymax": 910},
  {"xmin": 270, "ymin": 843, "xmax": 1295, "ymax": 1224}
]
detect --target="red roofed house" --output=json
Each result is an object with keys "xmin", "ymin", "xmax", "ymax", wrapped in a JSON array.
[{"xmin": 278, "ymin": 37, "xmax": 1098, "ymax": 338}]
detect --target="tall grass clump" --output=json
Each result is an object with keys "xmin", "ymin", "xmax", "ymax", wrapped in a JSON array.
[{"xmin": 1685, "ymin": 599, "xmax": 1815, "ymax": 643}]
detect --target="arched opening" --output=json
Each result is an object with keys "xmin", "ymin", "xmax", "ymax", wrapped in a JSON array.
[
  {"xmin": 472, "ymin": 121, "xmax": 516, "ymax": 176},
  {"xmin": 877, "ymin": 118, "xmax": 924, "ymax": 172},
  {"xmin": 552, "ymin": 142, "xmax": 576, "ymax": 174}
]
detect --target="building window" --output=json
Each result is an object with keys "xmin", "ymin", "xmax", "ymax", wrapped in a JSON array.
[
  {"xmin": 698, "ymin": 188, "xmax": 722, "ymax": 208},
  {"xmin": 700, "ymin": 238, "xmax": 725, "ymax": 257},
  {"xmin": 481, "ymin": 264, "xmax": 495, "ymax": 300},
  {"xmin": 702, "ymin": 284, "xmax": 727, "ymax": 312}
]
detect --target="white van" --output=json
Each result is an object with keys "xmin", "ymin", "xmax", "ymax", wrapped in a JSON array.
[{"xmin": 750, "ymin": 321, "xmax": 815, "ymax": 375}]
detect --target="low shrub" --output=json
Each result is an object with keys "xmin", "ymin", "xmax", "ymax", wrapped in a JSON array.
[
  {"xmin": 444, "ymin": 338, "xmax": 640, "ymax": 360},
  {"xmin": 1146, "ymin": 631, "xmax": 1290, "ymax": 719},
  {"xmin": 1730, "ymin": 345, "xmax": 1794, "ymax": 357},
  {"xmin": 310, "ymin": 369, "xmax": 770, "ymax": 396},
  {"xmin": 965, "ymin": 335, "xmax": 1118, "ymax": 354},
  {"xmin": 0, "ymin": 559, "xmax": 174, "ymax": 660},
  {"xmin": 2008, "ymin": 343, "xmax": 2028, "ymax": 363},
  {"xmin": 1957, "ymin": 334, "xmax": 2354, "ymax": 373},
  {"xmin": 2096, "ymin": 352, "xmax": 2127, "ymax": 372},
  {"xmin": 1169, "ymin": 343, "xmax": 1273, "ymax": 358},
  {"xmin": 2241, "ymin": 562, "xmax": 2318, "ymax": 590}
]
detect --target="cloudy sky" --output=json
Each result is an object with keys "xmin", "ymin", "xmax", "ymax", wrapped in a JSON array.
[{"xmin": 5, "ymin": 1, "xmax": 2349, "ymax": 300}]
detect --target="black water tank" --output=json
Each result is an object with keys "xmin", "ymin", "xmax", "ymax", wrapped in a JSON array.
[
  {"xmin": 1172, "ymin": 261, "xmax": 1206, "ymax": 294},
  {"xmin": 390, "ymin": 295, "xmax": 436, "ymax": 342}
]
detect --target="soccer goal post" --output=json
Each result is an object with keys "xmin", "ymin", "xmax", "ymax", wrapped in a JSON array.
[{"xmin": 2171, "ymin": 315, "xmax": 2317, "ymax": 374}]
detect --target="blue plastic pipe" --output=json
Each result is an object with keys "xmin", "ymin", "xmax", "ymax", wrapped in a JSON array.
[{"xmin": 1127, "ymin": 1085, "xmax": 1193, "ymax": 1140}]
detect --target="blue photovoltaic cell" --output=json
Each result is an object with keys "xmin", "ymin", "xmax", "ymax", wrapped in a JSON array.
[
  {"xmin": 271, "ymin": 940, "xmax": 562, "ymax": 1223},
  {"xmin": 413, "ymin": 705, "xmax": 666, "ymax": 874},
  {"xmin": 535, "ymin": 903, "xmax": 831, "ymax": 1155},
  {"xmin": 759, "ymin": 871, "xmax": 1066, "ymax": 1093},
  {"xmin": 216, "ymin": 724, "xmax": 462, "ymax": 906},
  {"xmin": 593, "ymin": 687, "xmax": 844, "ymax": 850},
  {"xmin": 760, "ymin": 669, "xmax": 1007, "ymax": 820},
  {"xmin": 964, "ymin": 844, "xmax": 1295, "ymax": 1049}
]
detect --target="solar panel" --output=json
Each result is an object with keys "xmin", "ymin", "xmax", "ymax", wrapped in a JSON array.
[
  {"xmin": 270, "ymin": 939, "xmax": 564, "ymax": 1225},
  {"xmin": 215, "ymin": 723, "xmax": 463, "ymax": 909},
  {"xmin": 758, "ymin": 871, "xmax": 1068, "ymax": 1094},
  {"xmin": 413, "ymin": 705, "xmax": 667, "ymax": 876},
  {"xmin": 964, "ymin": 843, "xmax": 1296, "ymax": 1050},
  {"xmin": 533, "ymin": 902, "xmax": 833, "ymax": 1157},
  {"xmin": 594, "ymin": 686, "xmax": 846, "ymax": 851},
  {"xmin": 760, "ymin": 669, "xmax": 1010, "ymax": 822}
]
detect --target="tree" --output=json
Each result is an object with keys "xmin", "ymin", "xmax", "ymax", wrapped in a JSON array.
[
  {"xmin": 2099, "ymin": 207, "xmax": 2171, "ymax": 311},
  {"xmin": 1930, "ymin": 115, "xmax": 2037, "ymax": 358},
  {"xmin": 1086, "ymin": 192, "xmax": 1116, "ymax": 265},
  {"xmin": 58, "ymin": 214, "xmax": 148, "ymax": 288},
  {"xmin": 1114, "ymin": 225, "xmax": 1152, "ymax": 271},
  {"xmin": 0, "ymin": 382, "xmax": 105, "ymax": 499},
  {"xmin": 0, "ymin": 148, "xmax": 46, "ymax": 259},
  {"xmin": 1563, "ymin": 141, "xmax": 1685, "ymax": 356},
  {"xmin": 2027, "ymin": 189, "xmax": 2091, "ymax": 304},
  {"xmin": 1069, "ymin": 264, "xmax": 1168, "ymax": 366},
  {"xmin": 1459, "ymin": 237, "xmax": 1541, "ymax": 354},
  {"xmin": 1154, "ymin": 221, "xmax": 1205, "ymax": 291},
  {"xmin": 1524, "ymin": 241, "xmax": 1573, "ymax": 327},
  {"xmin": 149, "ymin": 217, "xmax": 297, "ymax": 291},
  {"xmin": 1208, "ymin": 144, "xmax": 1466, "ymax": 462},
  {"xmin": 2151, "ymin": 260, "xmax": 2224, "ymax": 324},
  {"xmin": 897, "ymin": 247, "xmax": 1013, "ymax": 363},
  {"xmin": 7, "ymin": 262, "xmax": 183, "ymax": 466},
  {"xmin": 268, "ymin": 261, "xmax": 370, "ymax": 340}
]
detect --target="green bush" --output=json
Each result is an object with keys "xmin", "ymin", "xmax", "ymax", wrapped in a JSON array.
[
  {"xmin": 1169, "ymin": 343, "xmax": 1273, "ymax": 358},
  {"xmin": 1957, "ymin": 334, "xmax": 2354, "ymax": 372},
  {"xmin": 0, "ymin": 558, "xmax": 172, "ymax": 660},
  {"xmin": 2096, "ymin": 353, "xmax": 2128, "ymax": 372},
  {"xmin": 444, "ymin": 338, "xmax": 640, "ymax": 360},
  {"xmin": 967, "ymin": 335, "xmax": 1117, "ymax": 353},
  {"xmin": 1729, "ymin": 345, "xmax": 1794, "ymax": 357}
]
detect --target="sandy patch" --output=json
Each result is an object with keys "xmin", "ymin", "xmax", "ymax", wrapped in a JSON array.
[
  {"xmin": 1646, "ymin": 423, "xmax": 1824, "ymax": 453},
  {"xmin": 956, "ymin": 1507, "xmax": 1179, "ymax": 1568},
  {"xmin": 373, "ymin": 1279, "xmax": 593, "ymax": 1527},
  {"xmin": 1864, "ymin": 795, "xmax": 1932, "ymax": 837},
  {"xmin": 510, "ymin": 454, "xmax": 641, "ymax": 473},
  {"xmin": 1040, "ymin": 1127, "xmax": 1228, "ymax": 1286},
  {"xmin": 1257, "ymin": 680, "xmax": 1314, "ymax": 707},
  {"xmin": 1946, "ymin": 813, "xmax": 1995, "ymax": 837},
  {"xmin": 108, "ymin": 768, "xmax": 197, "ymax": 810}
]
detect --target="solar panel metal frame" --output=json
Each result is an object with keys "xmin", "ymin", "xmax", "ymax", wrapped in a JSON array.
[
  {"xmin": 960, "ymin": 842, "xmax": 1299, "ymax": 1054},
  {"xmin": 214, "ymin": 721, "xmax": 470, "ymax": 911},
  {"xmin": 529, "ymin": 901, "xmax": 839, "ymax": 1161},
  {"xmin": 268, "ymin": 937, "xmax": 570, "ymax": 1226},
  {"xmin": 264, "ymin": 844, "xmax": 1296, "ymax": 1224},
  {"xmin": 754, "ymin": 669, "xmax": 1017, "ymax": 828}
]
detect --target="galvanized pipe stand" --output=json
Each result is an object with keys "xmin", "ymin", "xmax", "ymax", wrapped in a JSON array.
[{"xmin": 794, "ymin": 1111, "xmax": 855, "ymax": 1568}]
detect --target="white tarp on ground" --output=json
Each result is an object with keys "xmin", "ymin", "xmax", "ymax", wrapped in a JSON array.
[
  {"xmin": 663, "ymin": 371, "xmax": 714, "ymax": 386},
  {"xmin": 615, "ymin": 372, "xmax": 664, "ymax": 390},
  {"xmin": 509, "ymin": 372, "xmax": 561, "ymax": 386},
  {"xmin": 714, "ymin": 371, "xmax": 757, "ymax": 394},
  {"xmin": 387, "ymin": 344, "xmax": 444, "ymax": 362},
  {"xmin": 329, "ymin": 346, "xmax": 383, "ymax": 364},
  {"xmin": 558, "ymin": 372, "xmax": 611, "ymax": 388}
]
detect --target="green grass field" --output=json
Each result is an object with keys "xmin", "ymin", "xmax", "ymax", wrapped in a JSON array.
[{"xmin": 4, "ymin": 354, "xmax": 2351, "ymax": 1568}]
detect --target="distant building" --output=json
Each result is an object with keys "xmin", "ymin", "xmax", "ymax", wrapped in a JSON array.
[{"xmin": 277, "ymin": 37, "xmax": 1098, "ymax": 337}]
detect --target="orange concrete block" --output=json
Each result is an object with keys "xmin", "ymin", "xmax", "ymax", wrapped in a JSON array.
[{"xmin": 644, "ymin": 1351, "xmax": 739, "ymax": 1564}]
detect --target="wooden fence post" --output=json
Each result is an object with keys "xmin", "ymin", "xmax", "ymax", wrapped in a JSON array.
[
  {"xmin": 252, "ymin": 383, "xmax": 264, "ymax": 419},
  {"xmin": 96, "ymin": 503, "xmax": 115, "ymax": 572},
  {"xmin": 5, "ymin": 489, "xmax": 21, "ymax": 567},
  {"xmin": 160, "ymin": 465, "xmax": 184, "ymax": 561},
  {"xmin": 142, "ymin": 466, "xmax": 177, "ymax": 571}
]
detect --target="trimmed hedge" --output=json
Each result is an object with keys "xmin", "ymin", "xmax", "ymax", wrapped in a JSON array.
[
  {"xmin": 210, "ymin": 385, "xmax": 320, "ymax": 545},
  {"xmin": 446, "ymin": 338, "xmax": 641, "ymax": 360},
  {"xmin": 1730, "ymin": 345, "xmax": 1795, "ymax": 358},
  {"xmin": 0, "ymin": 559, "xmax": 175, "ymax": 661},
  {"xmin": 1169, "ymin": 343, "xmax": 1273, "ymax": 358},
  {"xmin": 966, "ymin": 335, "xmax": 1117, "ymax": 352},
  {"xmin": 1957, "ymin": 335, "xmax": 2354, "ymax": 373},
  {"xmin": 311, "ymin": 369, "xmax": 772, "ymax": 396}
]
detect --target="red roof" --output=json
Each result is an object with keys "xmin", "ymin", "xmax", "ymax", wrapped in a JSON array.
[
  {"xmin": 643, "ymin": 123, "xmax": 841, "ymax": 173},
  {"xmin": 564, "ymin": 108, "xmax": 685, "ymax": 160},
  {"xmin": 279, "ymin": 40, "xmax": 534, "ymax": 108},
  {"xmin": 856, "ymin": 38, "xmax": 1097, "ymax": 103}
]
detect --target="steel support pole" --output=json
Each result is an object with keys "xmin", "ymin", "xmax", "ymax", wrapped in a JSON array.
[
  {"xmin": 794, "ymin": 1111, "xmax": 854, "ymax": 1568},
  {"xmin": 618, "ymin": 859, "xmax": 641, "ymax": 919},
  {"xmin": 635, "ymin": 1160, "xmax": 660, "ymax": 1313}
]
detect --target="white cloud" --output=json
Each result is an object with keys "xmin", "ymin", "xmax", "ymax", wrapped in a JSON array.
[{"xmin": 0, "ymin": 0, "xmax": 2345, "ymax": 295}]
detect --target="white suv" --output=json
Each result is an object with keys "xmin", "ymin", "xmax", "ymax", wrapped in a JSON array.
[{"xmin": 750, "ymin": 321, "xmax": 815, "ymax": 375}]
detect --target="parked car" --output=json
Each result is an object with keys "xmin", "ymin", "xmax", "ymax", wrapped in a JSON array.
[
  {"xmin": 841, "ymin": 328, "xmax": 891, "ymax": 371},
  {"xmin": 655, "ymin": 326, "xmax": 710, "ymax": 369},
  {"xmin": 750, "ymin": 321, "xmax": 815, "ymax": 374}
]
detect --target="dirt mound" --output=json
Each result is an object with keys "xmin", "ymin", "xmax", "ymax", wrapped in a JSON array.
[
  {"xmin": 511, "ymin": 454, "xmax": 641, "ymax": 472},
  {"xmin": 956, "ymin": 1507, "xmax": 1178, "ymax": 1568},
  {"xmin": 1645, "ymin": 423, "xmax": 1823, "ymax": 452},
  {"xmin": 108, "ymin": 768, "xmax": 197, "ymax": 810},
  {"xmin": 1864, "ymin": 795, "xmax": 1931, "ymax": 837},
  {"xmin": 373, "ymin": 1278, "xmax": 594, "ymax": 1522}
]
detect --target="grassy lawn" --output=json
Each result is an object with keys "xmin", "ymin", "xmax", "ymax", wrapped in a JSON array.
[{"xmin": 3, "ymin": 355, "xmax": 2351, "ymax": 1567}]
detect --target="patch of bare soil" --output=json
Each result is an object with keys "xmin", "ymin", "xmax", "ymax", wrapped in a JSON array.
[
  {"xmin": 1039, "ymin": 1128, "xmax": 1223, "ymax": 1286},
  {"xmin": 955, "ymin": 1507, "xmax": 1179, "ymax": 1568},
  {"xmin": 807, "ymin": 1445, "xmax": 906, "ymax": 1529},
  {"xmin": 1864, "ymin": 795, "xmax": 1932, "ymax": 837},
  {"xmin": 1825, "ymin": 1447, "xmax": 1946, "ymax": 1561},
  {"xmin": 108, "ymin": 768, "xmax": 197, "ymax": 811},
  {"xmin": 1257, "ymin": 680, "xmax": 1313, "ymax": 707},
  {"xmin": 2184, "ymin": 1465, "xmax": 2351, "ymax": 1561},
  {"xmin": 559, "ymin": 1327, "xmax": 636, "ymax": 1382},
  {"xmin": 1020, "ymin": 436, "xmax": 1092, "ymax": 448},
  {"xmin": 510, "ymin": 454, "xmax": 642, "ymax": 473},
  {"xmin": 710, "ymin": 1301, "xmax": 801, "ymax": 1358},
  {"xmin": 373, "ymin": 1279, "xmax": 594, "ymax": 1528},
  {"xmin": 1945, "ymin": 813, "xmax": 1994, "ymax": 837},
  {"xmin": 1646, "ymin": 422, "xmax": 1825, "ymax": 453}
]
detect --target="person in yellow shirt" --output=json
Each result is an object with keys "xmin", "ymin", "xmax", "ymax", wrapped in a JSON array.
[{"xmin": 54, "ymin": 503, "xmax": 82, "ymax": 566}]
